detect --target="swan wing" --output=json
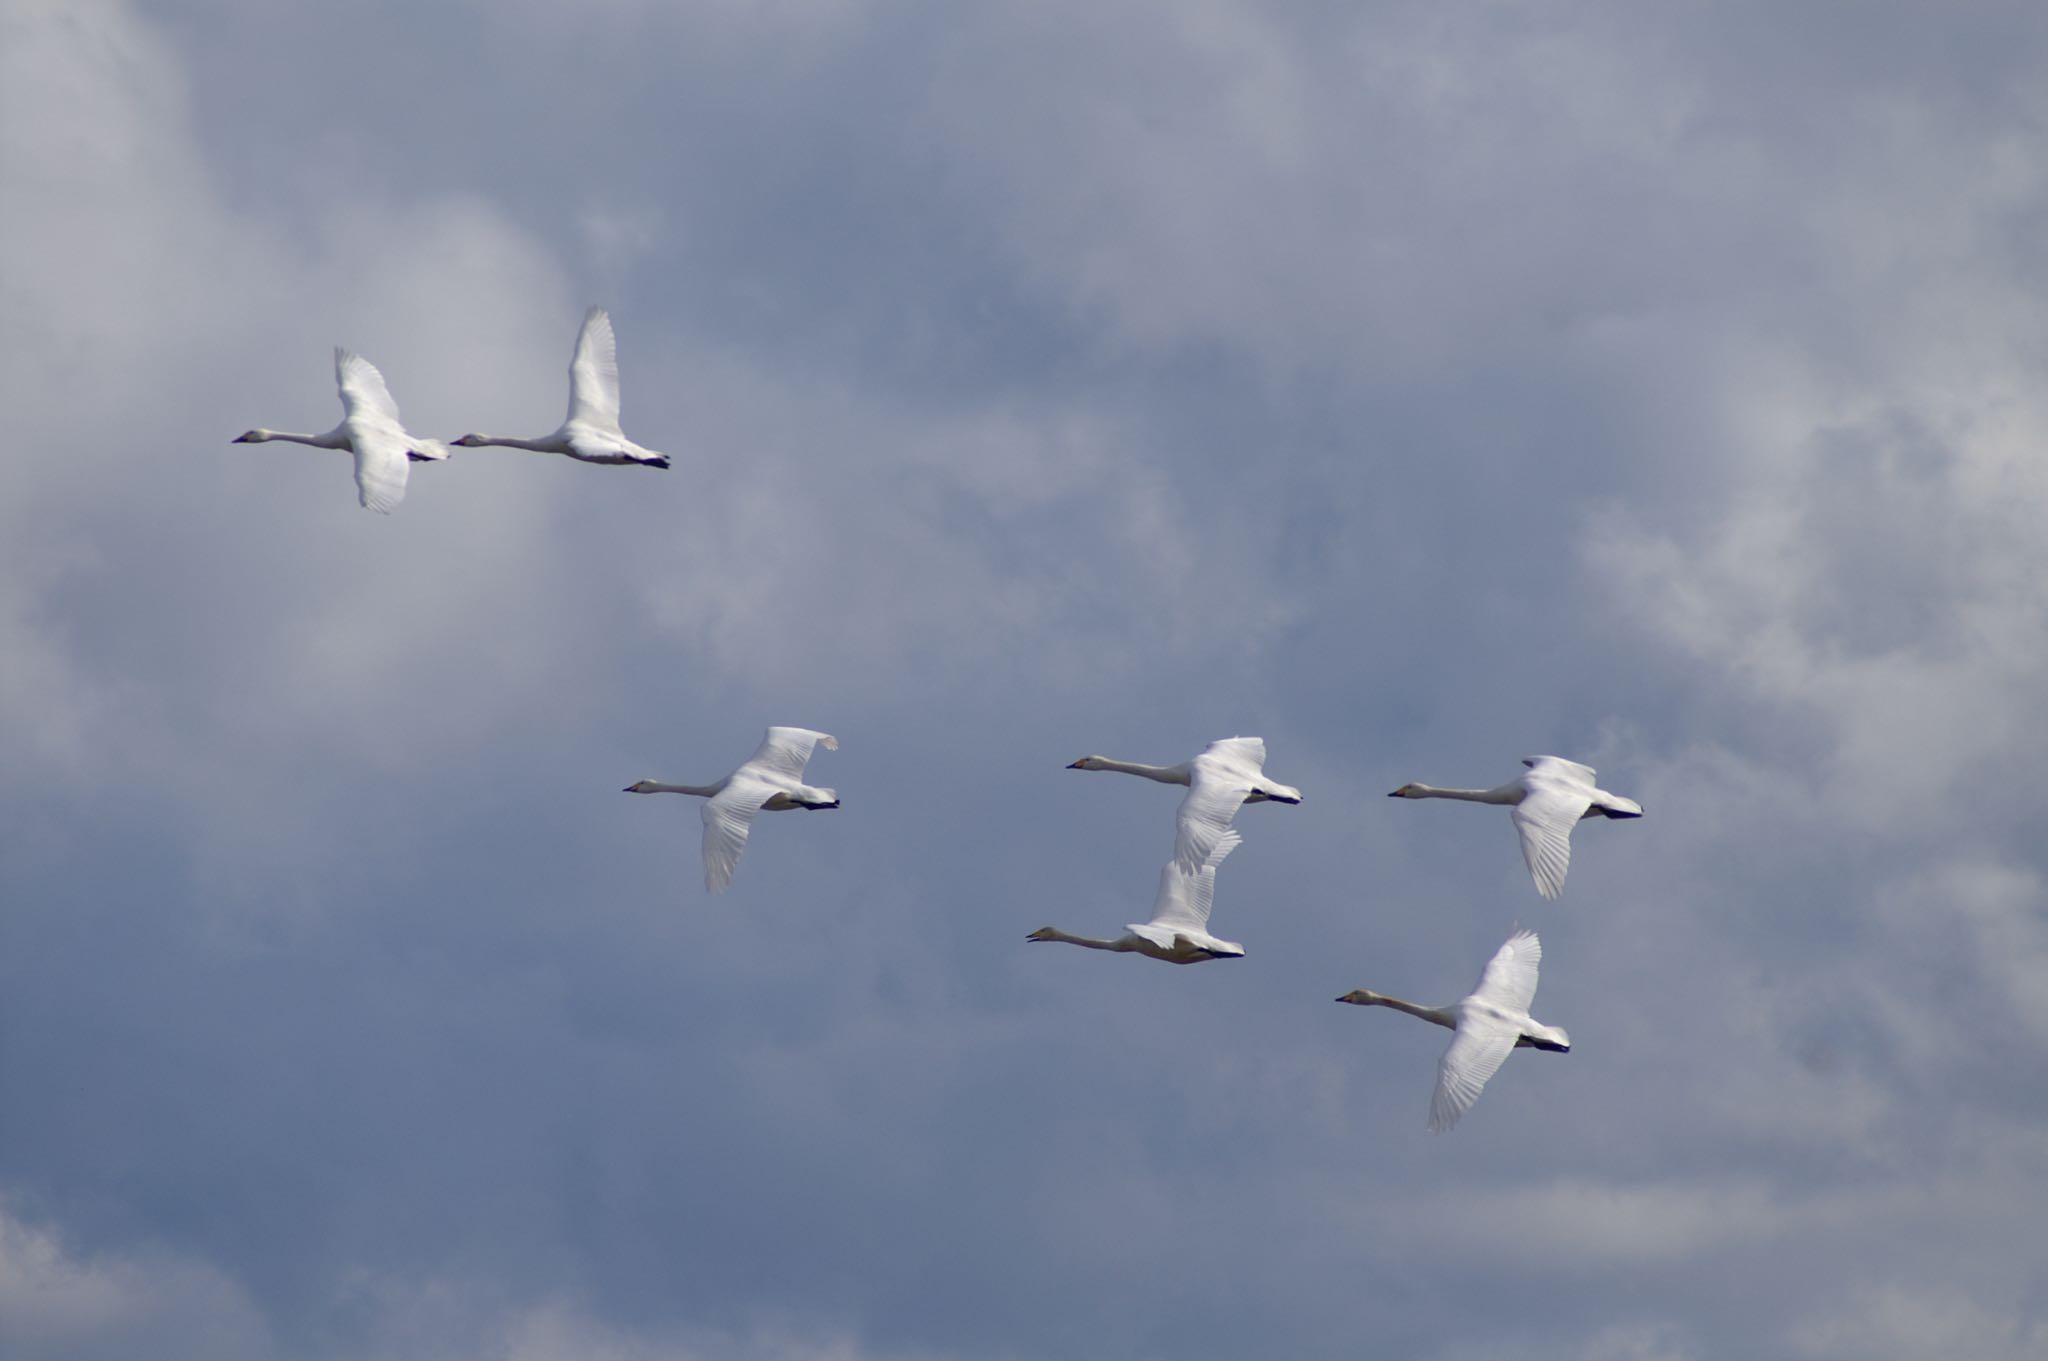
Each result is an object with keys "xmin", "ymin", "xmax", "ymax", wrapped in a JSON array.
[
  {"xmin": 700, "ymin": 775, "xmax": 772, "ymax": 893},
  {"xmin": 739, "ymin": 726, "xmax": 838, "ymax": 783},
  {"xmin": 1147, "ymin": 829, "xmax": 1240, "ymax": 931},
  {"xmin": 1522, "ymin": 754, "xmax": 1598, "ymax": 784},
  {"xmin": 567, "ymin": 306, "xmax": 623, "ymax": 429},
  {"xmin": 1471, "ymin": 929, "xmax": 1542, "ymax": 1014},
  {"xmin": 1173, "ymin": 738, "xmax": 1265, "ymax": 872},
  {"xmin": 1430, "ymin": 1011, "xmax": 1519, "ymax": 1133},
  {"xmin": 1511, "ymin": 779, "xmax": 1592, "ymax": 900},
  {"xmin": 334, "ymin": 350, "xmax": 418, "ymax": 512}
]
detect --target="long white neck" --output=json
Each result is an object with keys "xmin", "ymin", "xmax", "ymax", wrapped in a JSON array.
[
  {"xmin": 459, "ymin": 433, "xmax": 565, "ymax": 452},
  {"xmin": 1399, "ymin": 782, "xmax": 1522, "ymax": 805},
  {"xmin": 244, "ymin": 427, "xmax": 349, "ymax": 449},
  {"xmin": 1341, "ymin": 990, "xmax": 1456, "ymax": 1029},
  {"xmin": 1030, "ymin": 927, "xmax": 1131, "ymax": 952},
  {"xmin": 628, "ymin": 779, "xmax": 727, "ymax": 798},
  {"xmin": 1076, "ymin": 757, "xmax": 1190, "ymax": 786}
]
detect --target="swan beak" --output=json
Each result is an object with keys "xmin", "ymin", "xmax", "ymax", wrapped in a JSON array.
[{"xmin": 1066, "ymin": 760, "xmax": 1083, "ymax": 769}]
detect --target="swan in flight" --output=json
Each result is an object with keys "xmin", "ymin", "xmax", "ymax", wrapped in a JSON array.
[
  {"xmin": 452, "ymin": 307, "xmax": 670, "ymax": 468},
  {"xmin": 1388, "ymin": 755, "xmax": 1640, "ymax": 899},
  {"xmin": 624, "ymin": 726, "xmax": 838, "ymax": 893},
  {"xmin": 1027, "ymin": 830, "xmax": 1245, "ymax": 964},
  {"xmin": 233, "ymin": 348, "xmax": 451, "ymax": 513},
  {"xmin": 1337, "ymin": 928, "xmax": 1569, "ymax": 1132},
  {"xmin": 1067, "ymin": 736, "xmax": 1302, "ymax": 873}
]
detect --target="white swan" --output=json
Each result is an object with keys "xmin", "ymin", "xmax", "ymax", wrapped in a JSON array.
[
  {"xmin": 1068, "ymin": 736, "xmax": 1302, "ymax": 874},
  {"xmin": 233, "ymin": 348, "xmax": 450, "ymax": 513},
  {"xmin": 1027, "ymin": 830, "xmax": 1245, "ymax": 964},
  {"xmin": 625, "ymin": 726, "xmax": 838, "ymax": 893},
  {"xmin": 1389, "ymin": 755, "xmax": 1641, "ymax": 899},
  {"xmin": 452, "ymin": 307, "xmax": 669, "ymax": 468},
  {"xmin": 1337, "ymin": 928, "xmax": 1569, "ymax": 1132}
]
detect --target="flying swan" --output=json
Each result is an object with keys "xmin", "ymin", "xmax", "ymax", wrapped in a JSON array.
[
  {"xmin": 1337, "ymin": 928, "xmax": 1569, "ymax": 1132},
  {"xmin": 1026, "ymin": 829, "xmax": 1246, "ymax": 964},
  {"xmin": 1388, "ymin": 755, "xmax": 1640, "ymax": 899},
  {"xmin": 1068, "ymin": 736, "xmax": 1301, "ymax": 874},
  {"xmin": 233, "ymin": 348, "xmax": 451, "ymax": 513},
  {"xmin": 452, "ymin": 307, "xmax": 670, "ymax": 467},
  {"xmin": 625, "ymin": 726, "xmax": 839, "ymax": 893}
]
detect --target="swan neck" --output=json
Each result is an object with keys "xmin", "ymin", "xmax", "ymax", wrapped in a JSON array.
[
  {"xmin": 1090, "ymin": 758, "xmax": 1189, "ymax": 785},
  {"xmin": 1407, "ymin": 783, "xmax": 1519, "ymax": 805},
  {"xmin": 461, "ymin": 434, "xmax": 558, "ymax": 452},
  {"xmin": 1040, "ymin": 928, "xmax": 1124, "ymax": 951},
  {"xmin": 637, "ymin": 780, "xmax": 726, "ymax": 797},
  {"xmin": 1360, "ymin": 992, "xmax": 1457, "ymax": 1029},
  {"xmin": 255, "ymin": 428, "xmax": 349, "ymax": 448}
]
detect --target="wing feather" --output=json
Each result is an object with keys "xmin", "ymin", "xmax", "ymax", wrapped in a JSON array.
[
  {"xmin": 1471, "ymin": 929, "xmax": 1542, "ymax": 1014},
  {"xmin": 740, "ymin": 727, "xmax": 837, "ymax": 783},
  {"xmin": 1147, "ymin": 829, "xmax": 1240, "ymax": 931},
  {"xmin": 1430, "ymin": 1015, "xmax": 1519, "ymax": 1133},
  {"xmin": 700, "ymin": 777, "xmax": 770, "ymax": 893},
  {"xmin": 1511, "ymin": 783, "xmax": 1591, "ymax": 899},
  {"xmin": 568, "ymin": 306, "xmax": 622, "ymax": 427},
  {"xmin": 1173, "ymin": 739, "xmax": 1266, "ymax": 873}
]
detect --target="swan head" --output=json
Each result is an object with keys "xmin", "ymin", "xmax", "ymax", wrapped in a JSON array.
[
  {"xmin": 1335, "ymin": 988, "xmax": 1386, "ymax": 1006},
  {"xmin": 449, "ymin": 434, "xmax": 489, "ymax": 447},
  {"xmin": 1067, "ymin": 756, "xmax": 1106, "ymax": 770},
  {"xmin": 232, "ymin": 429, "xmax": 271, "ymax": 443},
  {"xmin": 1387, "ymin": 784, "xmax": 1423, "ymax": 799},
  {"xmin": 623, "ymin": 780, "xmax": 660, "ymax": 794},
  {"xmin": 1026, "ymin": 927, "xmax": 1061, "ymax": 942}
]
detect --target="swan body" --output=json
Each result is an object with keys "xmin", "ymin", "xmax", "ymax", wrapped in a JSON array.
[
  {"xmin": 625, "ymin": 726, "xmax": 838, "ymax": 893},
  {"xmin": 1337, "ymin": 928, "xmax": 1568, "ymax": 1132},
  {"xmin": 1068, "ymin": 736, "xmax": 1302, "ymax": 874},
  {"xmin": 233, "ymin": 348, "xmax": 451, "ymax": 513},
  {"xmin": 452, "ymin": 307, "xmax": 670, "ymax": 468},
  {"xmin": 1027, "ymin": 830, "xmax": 1245, "ymax": 964},
  {"xmin": 1389, "ymin": 755, "xmax": 1640, "ymax": 899}
]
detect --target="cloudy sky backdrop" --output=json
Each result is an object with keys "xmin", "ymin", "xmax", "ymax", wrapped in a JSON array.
[{"xmin": 5, "ymin": 2, "xmax": 2048, "ymax": 1358}]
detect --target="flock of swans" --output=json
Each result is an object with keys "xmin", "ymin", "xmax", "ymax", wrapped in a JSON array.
[
  {"xmin": 237, "ymin": 308, "xmax": 1643, "ymax": 1132},
  {"xmin": 234, "ymin": 307, "xmax": 666, "ymax": 512}
]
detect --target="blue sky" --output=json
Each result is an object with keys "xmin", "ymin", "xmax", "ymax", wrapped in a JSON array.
[{"xmin": 5, "ymin": 2, "xmax": 2048, "ymax": 1358}]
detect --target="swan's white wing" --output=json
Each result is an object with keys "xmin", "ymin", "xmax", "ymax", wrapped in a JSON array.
[
  {"xmin": 1174, "ymin": 739, "xmax": 1265, "ymax": 872},
  {"xmin": 701, "ymin": 775, "xmax": 772, "ymax": 893},
  {"xmin": 335, "ymin": 348, "xmax": 402, "ymax": 424},
  {"xmin": 335, "ymin": 350, "xmax": 416, "ymax": 512},
  {"xmin": 1430, "ymin": 1012, "xmax": 1520, "ymax": 1133},
  {"xmin": 567, "ymin": 306, "xmax": 622, "ymax": 428},
  {"xmin": 1471, "ymin": 929, "xmax": 1542, "ymax": 1015},
  {"xmin": 740, "ymin": 726, "xmax": 838, "ymax": 782},
  {"xmin": 1202, "ymin": 736, "xmax": 1268, "ymax": 769},
  {"xmin": 1147, "ymin": 829, "xmax": 1240, "ymax": 931},
  {"xmin": 1523, "ymin": 754, "xmax": 1598, "ymax": 784},
  {"xmin": 1511, "ymin": 779, "xmax": 1592, "ymax": 900}
]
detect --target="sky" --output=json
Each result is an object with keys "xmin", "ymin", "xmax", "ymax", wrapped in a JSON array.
[{"xmin": 4, "ymin": 1, "xmax": 2048, "ymax": 1357}]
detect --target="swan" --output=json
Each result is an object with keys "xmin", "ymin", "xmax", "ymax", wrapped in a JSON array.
[
  {"xmin": 1337, "ymin": 928, "xmax": 1569, "ymax": 1132},
  {"xmin": 1068, "ymin": 736, "xmax": 1302, "ymax": 874},
  {"xmin": 1027, "ymin": 830, "xmax": 1245, "ymax": 964},
  {"xmin": 233, "ymin": 348, "xmax": 451, "ymax": 513},
  {"xmin": 451, "ymin": 307, "xmax": 670, "ymax": 468},
  {"xmin": 1388, "ymin": 755, "xmax": 1641, "ymax": 899},
  {"xmin": 624, "ymin": 726, "xmax": 838, "ymax": 893}
]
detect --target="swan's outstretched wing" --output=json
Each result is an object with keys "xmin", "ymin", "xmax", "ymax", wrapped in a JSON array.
[
  {"xmin": 334, "ymin": 349, "xmax": 413, "ymax": 513},
  {"xmin": 1174, "ymin": 737, "xmax": 1267, "ymax": 873},
  {"xmin": 740, "ymin": 726, "xmax": 838, "ymax": 783},
  {"xmin": 1471, "ymin": 929, "xmax": 1543, "ymax": 1015},
  {"xmin": 567, "ymin": 306, "xmax": 622, "ymax": 429},
  {"xmin": 701, "ymin": 775, "xmax": 773, "ymax": 893},
  {"xmin": 1523, "ymin": 754, "xmax": 1598, "ymax": 783},
  {"xmin": 1511, "ymin": 772, "xmax": 1593, "ymax": 900},
  {"xmin": 1145, "ymin": 829, "xmax": 1241, "ymax": 932},
  {"xmin": 1430, "ymin": 1009, "xmax": 1520, "ymax": 1133}
]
